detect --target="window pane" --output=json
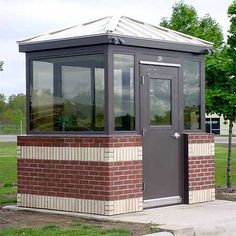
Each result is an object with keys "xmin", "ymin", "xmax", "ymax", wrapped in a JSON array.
[
  {"xmin": 183, "ymin": 60, "xmax": 200, "ymax": 129},
  {"xmin": 114, "ymin": 54, "xmax": 135, "ymax": 131},
  {"xmin": 30, "ymin": 54, "xmax": 105, "ymax": 132},
  {"xmin": 30, "ymin": 61, "xmax": 54, "ymax": 131},
  {"xmin": 150, "ymin": 79, "xmax": 171, "ymax": 126}
]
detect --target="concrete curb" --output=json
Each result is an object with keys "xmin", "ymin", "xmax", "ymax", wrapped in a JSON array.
[
  {"xmin": 2, "ymin": 205, "xmax": 194, "ymax": 236},
  {"xmin": 158, "ymin": 225, "xmax": 194, "ymax": 236},
  {"xmin": 144, "ymin": 232, "xmax": 173, "ymax": 236},
  {"xmin": 143, "ymin": 232, "xmax": 173, "ymax": 236}
]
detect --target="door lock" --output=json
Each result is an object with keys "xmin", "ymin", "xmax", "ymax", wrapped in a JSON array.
[{"xmin": 172, "ymin": 132, "xmax": 180, "ymax": 139}]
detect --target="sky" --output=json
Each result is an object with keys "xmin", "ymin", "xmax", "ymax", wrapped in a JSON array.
[{"xmin": 0, "ymin": 0, "xmax": 233, "ymax": 98}]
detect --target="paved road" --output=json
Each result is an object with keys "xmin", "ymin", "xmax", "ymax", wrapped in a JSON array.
[
  {"xmin": 0, "ymin": 135, "xmax": 234, "ymax": 143},
  {"xmin": 214, "ymin": 136, "xmax": 236, "ymax": 144},
  {"xmin": 0, "ymin": 135, "xmax": 17, "ymax": 142}
]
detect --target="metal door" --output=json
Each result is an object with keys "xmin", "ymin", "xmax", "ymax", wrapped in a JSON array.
[{"xmin": 141, "ymin": 63, "xmax": 181, "ymax": 207}]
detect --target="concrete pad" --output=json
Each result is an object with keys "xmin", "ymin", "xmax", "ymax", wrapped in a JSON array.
[
  {"xmin": 144, "ymin": 232, "xmax": 173, "ymax": 236},
  {"xmin": 4, "ymin": 200, "xmax": 236, "ymax": 236},
  {"xmin": 158, "ymin": 225, "xmax": 194, "ymax": 236},
  {"xmin": 110, "ymin": 200, "xmax": 236, "ymax": 236}
]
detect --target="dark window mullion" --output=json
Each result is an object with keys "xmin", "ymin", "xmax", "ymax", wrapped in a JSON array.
[
  {"xmin": 53, "ymin": 64, "xmax": 62, "ymax": 131},
  {"xmin": 91, "ymin": 67, "xmax": 96, "ymax": 129}
]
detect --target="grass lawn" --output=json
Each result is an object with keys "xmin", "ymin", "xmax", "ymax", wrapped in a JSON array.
[
  {"xmin": 0, "ymin": 142, "xmax": 17, "ymax": 205},
  {"xmin": 0, "ymin": 224, "xmax": 130, "ymax": 236},
  {"xmin": 215, "ymin": 143, "xmax": 236, "ymax": 188},
  {"xmin": 0, "ymin": 141, "xmax": 235, "ymax": 235},
  {"xmin": 0, "ymin": 142, "xmax": 235, "ymax": 195}
]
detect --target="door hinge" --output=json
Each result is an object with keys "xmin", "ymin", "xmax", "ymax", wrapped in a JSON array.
[
  {"xmin": 142, "ymin": 128, "xmax": 145, "ymax": 138},
  {"xmin": 143, "ymin": 181, "xmax": 145, "ymax": 191},
  {"xmin": 141, "ymin": 76, "xmax": 145, "ymax": 85}
]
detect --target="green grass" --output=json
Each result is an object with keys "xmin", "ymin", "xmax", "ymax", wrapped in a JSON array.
[
  {"xmin": 0, "ymin": 141, "xmax": 235, "ymax": 202},
  {"xmin": 0, "ymin": 142, "xmax": 17, "ymax": 205},
  {"xmin": 215, "ymin": 144, "xmax": 236, "ymax": 188},
  {"xmin": 0, "ymin": 225, "xmax": 129, "ymax": 236}
]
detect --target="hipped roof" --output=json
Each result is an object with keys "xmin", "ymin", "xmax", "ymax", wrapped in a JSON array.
[{"xmin": 18, "ymin": 15, "xmax": 212, "ymax": 53}]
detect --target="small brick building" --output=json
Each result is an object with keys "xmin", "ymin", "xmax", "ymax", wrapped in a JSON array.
[{"xmin": 17, "ymin": 16, "xmax": 215, "ymax": 215}]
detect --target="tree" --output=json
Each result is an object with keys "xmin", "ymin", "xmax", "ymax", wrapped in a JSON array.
[
  {"xmin": 7, "ymin": 94, "xmax": 26, "ymax": 129},
  {"xmin": 160, "ymin": 1, "xmax": 236, "ymax": 188},
  {"xmin": 0, "ymin": 61, "xmax": 3, "ymax": 71},
  {"xmin": 161, "ymin": 1, "xmax": 198, "ymax": 36},
  {"xmin": 0, "ymin": 94, "xmax": 6, "ymax": 119},
  {"xmin": 160, "ymin": 1, "xmax": 224, "ymax": 49},
  {"xmin": 226, "ymin": 0, "xmax": 236, "ymax": 188}
]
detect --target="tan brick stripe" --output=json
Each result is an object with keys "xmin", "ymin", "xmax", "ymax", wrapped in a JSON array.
[
  {"xmin": 17, "ymin": 194, "xmax": 143, "ymax": 215},
  {"xmin": 17, "ymin": 146, "xmax": 143, "ymax": 162}
]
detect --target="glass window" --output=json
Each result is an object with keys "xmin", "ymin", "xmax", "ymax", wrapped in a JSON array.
[
  {"xmin": 150, "ymin": 79, "xmax": 171, "ymax": 126},
  {"xmin": 30, "ymin": 61, "xmax": 54, "ymax": 131},
  {"xmin": 114, "ymin": 54, "xmax": 135, "ymax": 131},
  {"xmin": 30, "ymin": 54, "xmax": 105, "ymax": 132},
  {"xmin": 183, "ymin": 60, "xmax": 201, "ymax": 129}
]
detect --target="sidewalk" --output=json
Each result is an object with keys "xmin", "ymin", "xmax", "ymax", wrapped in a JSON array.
[
  {"xmin": 5, "ymin": 200, "xmax": 236, "ymax": 236},
  {"xmin": 0, "ymin": 135, "xmax": 17, "ymax": 142},
  {"xmin": 111, "ymin": 200, "xmax": 236, "ymax": 236}
]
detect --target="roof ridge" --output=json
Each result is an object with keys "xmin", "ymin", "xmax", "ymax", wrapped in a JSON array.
[{"xmin": 105, "ymin": 15, "xmax": 122, "ymax": 32}]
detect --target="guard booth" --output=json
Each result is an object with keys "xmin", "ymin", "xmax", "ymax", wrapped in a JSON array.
[{"xmin": 17, "ymin": 16, "xmax": 215, "ymax": 215}]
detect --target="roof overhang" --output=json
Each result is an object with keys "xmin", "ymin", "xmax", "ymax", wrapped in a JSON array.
[{"xmin": 18, "ymin": 33, "xmax": 211, "ymax": 54}]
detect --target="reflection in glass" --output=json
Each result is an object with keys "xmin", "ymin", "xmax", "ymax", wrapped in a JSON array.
[
  {"xmin": 183, "ymin": 60, "xmax": 200, "ymax": 129},
  {"xmin": 150, "ymin": 79, "xmax": 171, "ymax": 125},
  {"xmin": 31, "ymin": 61, "xmax": 54, "ymax": 131},
  {"xmin": 114, "ymin": 54, "xmax": 135, "ymax": 131},
  {"xmin": 30, "ymin": 54, "xmax": 105, "ymax": 132}
]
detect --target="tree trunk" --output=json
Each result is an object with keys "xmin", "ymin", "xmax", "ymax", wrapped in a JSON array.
[{"xmin": 227, "ymin": 119, "xmax": 233, "ymax": 188}]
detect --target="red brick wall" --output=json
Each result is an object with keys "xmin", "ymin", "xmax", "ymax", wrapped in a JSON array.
[
  {"xmin": 17, "ymin": 136, "xmax": 142, "ymax": 147},
  {"xmin": 17, "ymin": 159, "xmax": 142, "ymax": 201},
  {"xmin": 188, "ymin": 156, "xmax": 215, "ymax": 191},
  {"xmin": 187, "ymin": 134, "xmax": 214, "ymax": 144},
  {"xmin": 17, "ymin": 135, "xmax": 143, "ymax": 204},
  {"xmin": 185, "ymin": 133, "xmax": 215, "ymax": 194}
]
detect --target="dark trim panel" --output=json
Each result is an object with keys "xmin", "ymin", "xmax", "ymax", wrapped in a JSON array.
[
  {"xmin": 19, "ymin": 34, "xmax": 210, "ymax": 54},
  {"xmin": 19, "ymin": 35, "xmax": 110, "ymax": 52},
  {"xmin": 183, "ymin": 133, "xmax": 189, "ymax": 203}
]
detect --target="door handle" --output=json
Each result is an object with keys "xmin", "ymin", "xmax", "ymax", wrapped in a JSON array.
[{"xmin": 172, "ymin": 132, "xmax": 180, "ymax": 139}]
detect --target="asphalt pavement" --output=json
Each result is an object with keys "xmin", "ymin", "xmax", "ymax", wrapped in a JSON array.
[
  {"xmin": 0, "ymin": 135, "xmax": 17, "ymax": 142},
  {"xmin": 0, "ymin": 135, "xmax": 234, "ymax": 143},
  {"xmin": 214, "ymin": 136, "xmax": 236, "ymax": 144}
]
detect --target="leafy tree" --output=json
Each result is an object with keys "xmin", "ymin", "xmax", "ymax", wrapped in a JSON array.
[
  {"xmin": 160, "ymin": 1, "xmax": 224, "ymax": 49},
  {"xmin": 226, "ymin": 0, "xmax": 236, "ymax": 188},
  {"xmin": 7, "ymin": 94, "xmax": 26, "ymax": 129},
  {"xmin": 161, "ymin": 1, "xmax": 198, "ymax": 36},
  {"xmin": 0, "ymin": 61, "xmax": 3, "ymax": 71},
  {"xmin": 0, "ymin": 94, "xmax": 26, "ymax": 134},
  {"xmin": 160, "ymin": 1, "xmax": 236, "ymax": 188},
  {"xmin": 206, "ymin": 1, "xmax": 236, "ymax": 188},
  {"xmin": 0, "ymin": 94, "xmax": 6, "ymax": 119}
]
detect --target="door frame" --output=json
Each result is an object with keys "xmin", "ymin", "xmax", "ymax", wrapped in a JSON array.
[{"xmin": 139, "ymin": 59, "xmax": 184, "ymax": 207}]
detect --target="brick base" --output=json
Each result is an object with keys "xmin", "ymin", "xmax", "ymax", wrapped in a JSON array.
[
  {"xmin": 17, "ymin": 133, "xmax": 215, "ymax": 214},
  {"xmin": 17, "ymin": 135, "xmax": 143, "ymax": 215},
  {"xmin": 185, "ymin": 133, "xmax": 215, "ymax": 204}
]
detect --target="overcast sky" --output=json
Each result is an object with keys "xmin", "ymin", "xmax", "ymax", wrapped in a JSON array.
[{"xmin": 0, "ymin": 0, "xmax": 232, "ymax": 98}]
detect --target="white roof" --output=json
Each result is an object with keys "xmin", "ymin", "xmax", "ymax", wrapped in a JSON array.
[{"xmin": 18, "ymin": 15, "xmax": 212, "ymax": 47}]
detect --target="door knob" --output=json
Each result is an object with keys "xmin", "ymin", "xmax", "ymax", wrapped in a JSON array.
[{"xmin": 172, "ymin": 132, "xmax": 180, "ymax": 139}]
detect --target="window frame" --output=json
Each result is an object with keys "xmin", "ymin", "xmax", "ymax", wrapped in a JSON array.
[
  {"xmin": 108, "ymin": 46, "xmax": 138, "ymax": 135},
  {"xmin": 182, "ymin": 57, "xmax": 205, "ymax": 132},
  {"xmin": 113, "ymin": 53, "xmax": 135, "ymax": 132},
  {"xmin": 26, "ymin": 46, "xmax": 107, "ymax": 135}
]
